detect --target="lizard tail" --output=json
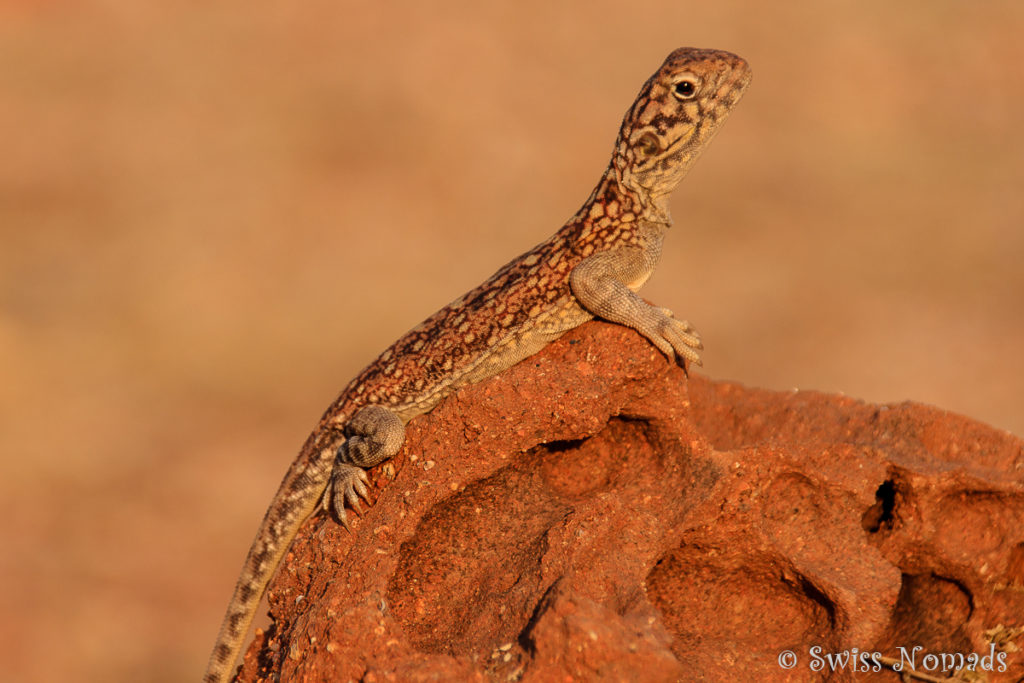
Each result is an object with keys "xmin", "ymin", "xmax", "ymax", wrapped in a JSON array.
[{"xmin": 203, "ymin": 444, "xmax": 335, "ymax": 683}]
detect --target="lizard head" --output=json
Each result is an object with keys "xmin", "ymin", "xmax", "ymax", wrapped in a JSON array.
[{"xmin": 613, "ymin": 48, "xmax": 752, "ymax": 218}]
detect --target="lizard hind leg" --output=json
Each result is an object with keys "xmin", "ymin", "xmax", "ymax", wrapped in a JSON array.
[{"xmin": 327, "ymin": 404, "xmax": 405, "ymax": 529}]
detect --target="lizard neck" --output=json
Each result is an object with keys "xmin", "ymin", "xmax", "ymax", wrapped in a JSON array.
[
  {"xmin": 580, "ymin": 166, "xmax": 672, "ymax": 228},
  {"xmin": 608, "ymin": 156, "xmax": 673, "ymax": 225},
  {"xmin": 556, "ymin": 166, "xmax": 671, "ymax": 256}
]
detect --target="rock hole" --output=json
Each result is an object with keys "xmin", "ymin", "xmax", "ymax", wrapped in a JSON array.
[
  {"xmin": 543, "ymin": 437, "xmax": 588, "ymax": 453},
  {"xmin": 875, "ymin": 572, "xmax": 973, "ymax": 657},
  {"xmin": 862, "ymin": 479, "xmax": 896, "ymax": 533}
]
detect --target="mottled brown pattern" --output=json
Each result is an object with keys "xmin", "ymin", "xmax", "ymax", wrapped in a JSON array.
[
  {"xmin": 312, "ymin": 48, "xmax": 753, "ymax": 433},
  {"xmin": 205, "ymin": 47, "xmax": 751, "ymax": 683}
]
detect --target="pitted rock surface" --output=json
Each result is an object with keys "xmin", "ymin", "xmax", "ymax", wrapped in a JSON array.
[{"xmin": 238, "ymin": 321, "xmax": 1024, "ymax": 682}]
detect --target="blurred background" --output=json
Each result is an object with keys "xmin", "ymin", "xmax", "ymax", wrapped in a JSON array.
[{"xmin": 1, "ymin": 1, "xmax": 1021, "ymax": 680}]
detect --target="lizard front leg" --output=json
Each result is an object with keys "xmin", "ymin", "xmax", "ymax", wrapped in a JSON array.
[
  {"xmin": 327, "ymin": 404, "xmax": 405, "ymax": 529},
  {"xmin": 569, "ymin": 246, "xmax": 703, "ymax": 366}
]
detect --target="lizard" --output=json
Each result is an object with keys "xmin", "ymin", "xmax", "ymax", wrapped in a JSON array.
[{"xmin": 204, "ymin": 46, "xmax": 751, "ymax": 683}]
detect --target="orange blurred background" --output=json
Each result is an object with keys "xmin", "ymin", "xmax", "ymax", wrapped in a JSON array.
[{"xmin": 1, "ymin": 2, "xmax": 1021, "ymax": 681}]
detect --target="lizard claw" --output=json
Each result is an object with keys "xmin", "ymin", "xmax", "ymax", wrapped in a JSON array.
[
  {"xmin": 347, "ymin": 496, "xmax": 364, "ymax": 517},
  {"xmin": 328, "ymin": 463, "xmax": 371, "ymax": 529},
  {"xmin": 337, "ymin": 507, "xmax": 352, "ymax": 532}
]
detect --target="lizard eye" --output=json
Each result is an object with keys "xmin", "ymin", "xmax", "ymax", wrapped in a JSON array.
[{"xmin": 672, "ymin": 78, "xmax": 698, "ymax": 100}]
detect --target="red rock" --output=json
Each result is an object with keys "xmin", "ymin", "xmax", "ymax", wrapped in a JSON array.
[{"xmin": 237, "ymin": 321, "xmax": 1024, "ymax": 682}]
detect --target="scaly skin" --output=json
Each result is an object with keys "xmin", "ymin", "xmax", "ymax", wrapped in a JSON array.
[{"xmin": 204, "ymin": 47, "xmax": 751, "ymax": 683}]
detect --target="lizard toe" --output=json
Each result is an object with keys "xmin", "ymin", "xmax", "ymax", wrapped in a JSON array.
[
  {"xmin": 337, "ymin": 507, "xmax": 353, "ymax": 532},
  {"xmin": 330, "ymin": 463, "xmax": 371, "ymax": 525}
]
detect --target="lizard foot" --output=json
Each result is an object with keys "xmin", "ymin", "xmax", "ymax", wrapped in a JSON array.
[
  {"xmin": 325, "ymin": 405, "xmax": 405, "ymax": 530},
  {"xmin": 647, "ymin": 307, "xmax": 703, "ymax": 366},
  {"xmin": 327, "ymin": 462, "xmax": 371, "ymax": 531}
]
